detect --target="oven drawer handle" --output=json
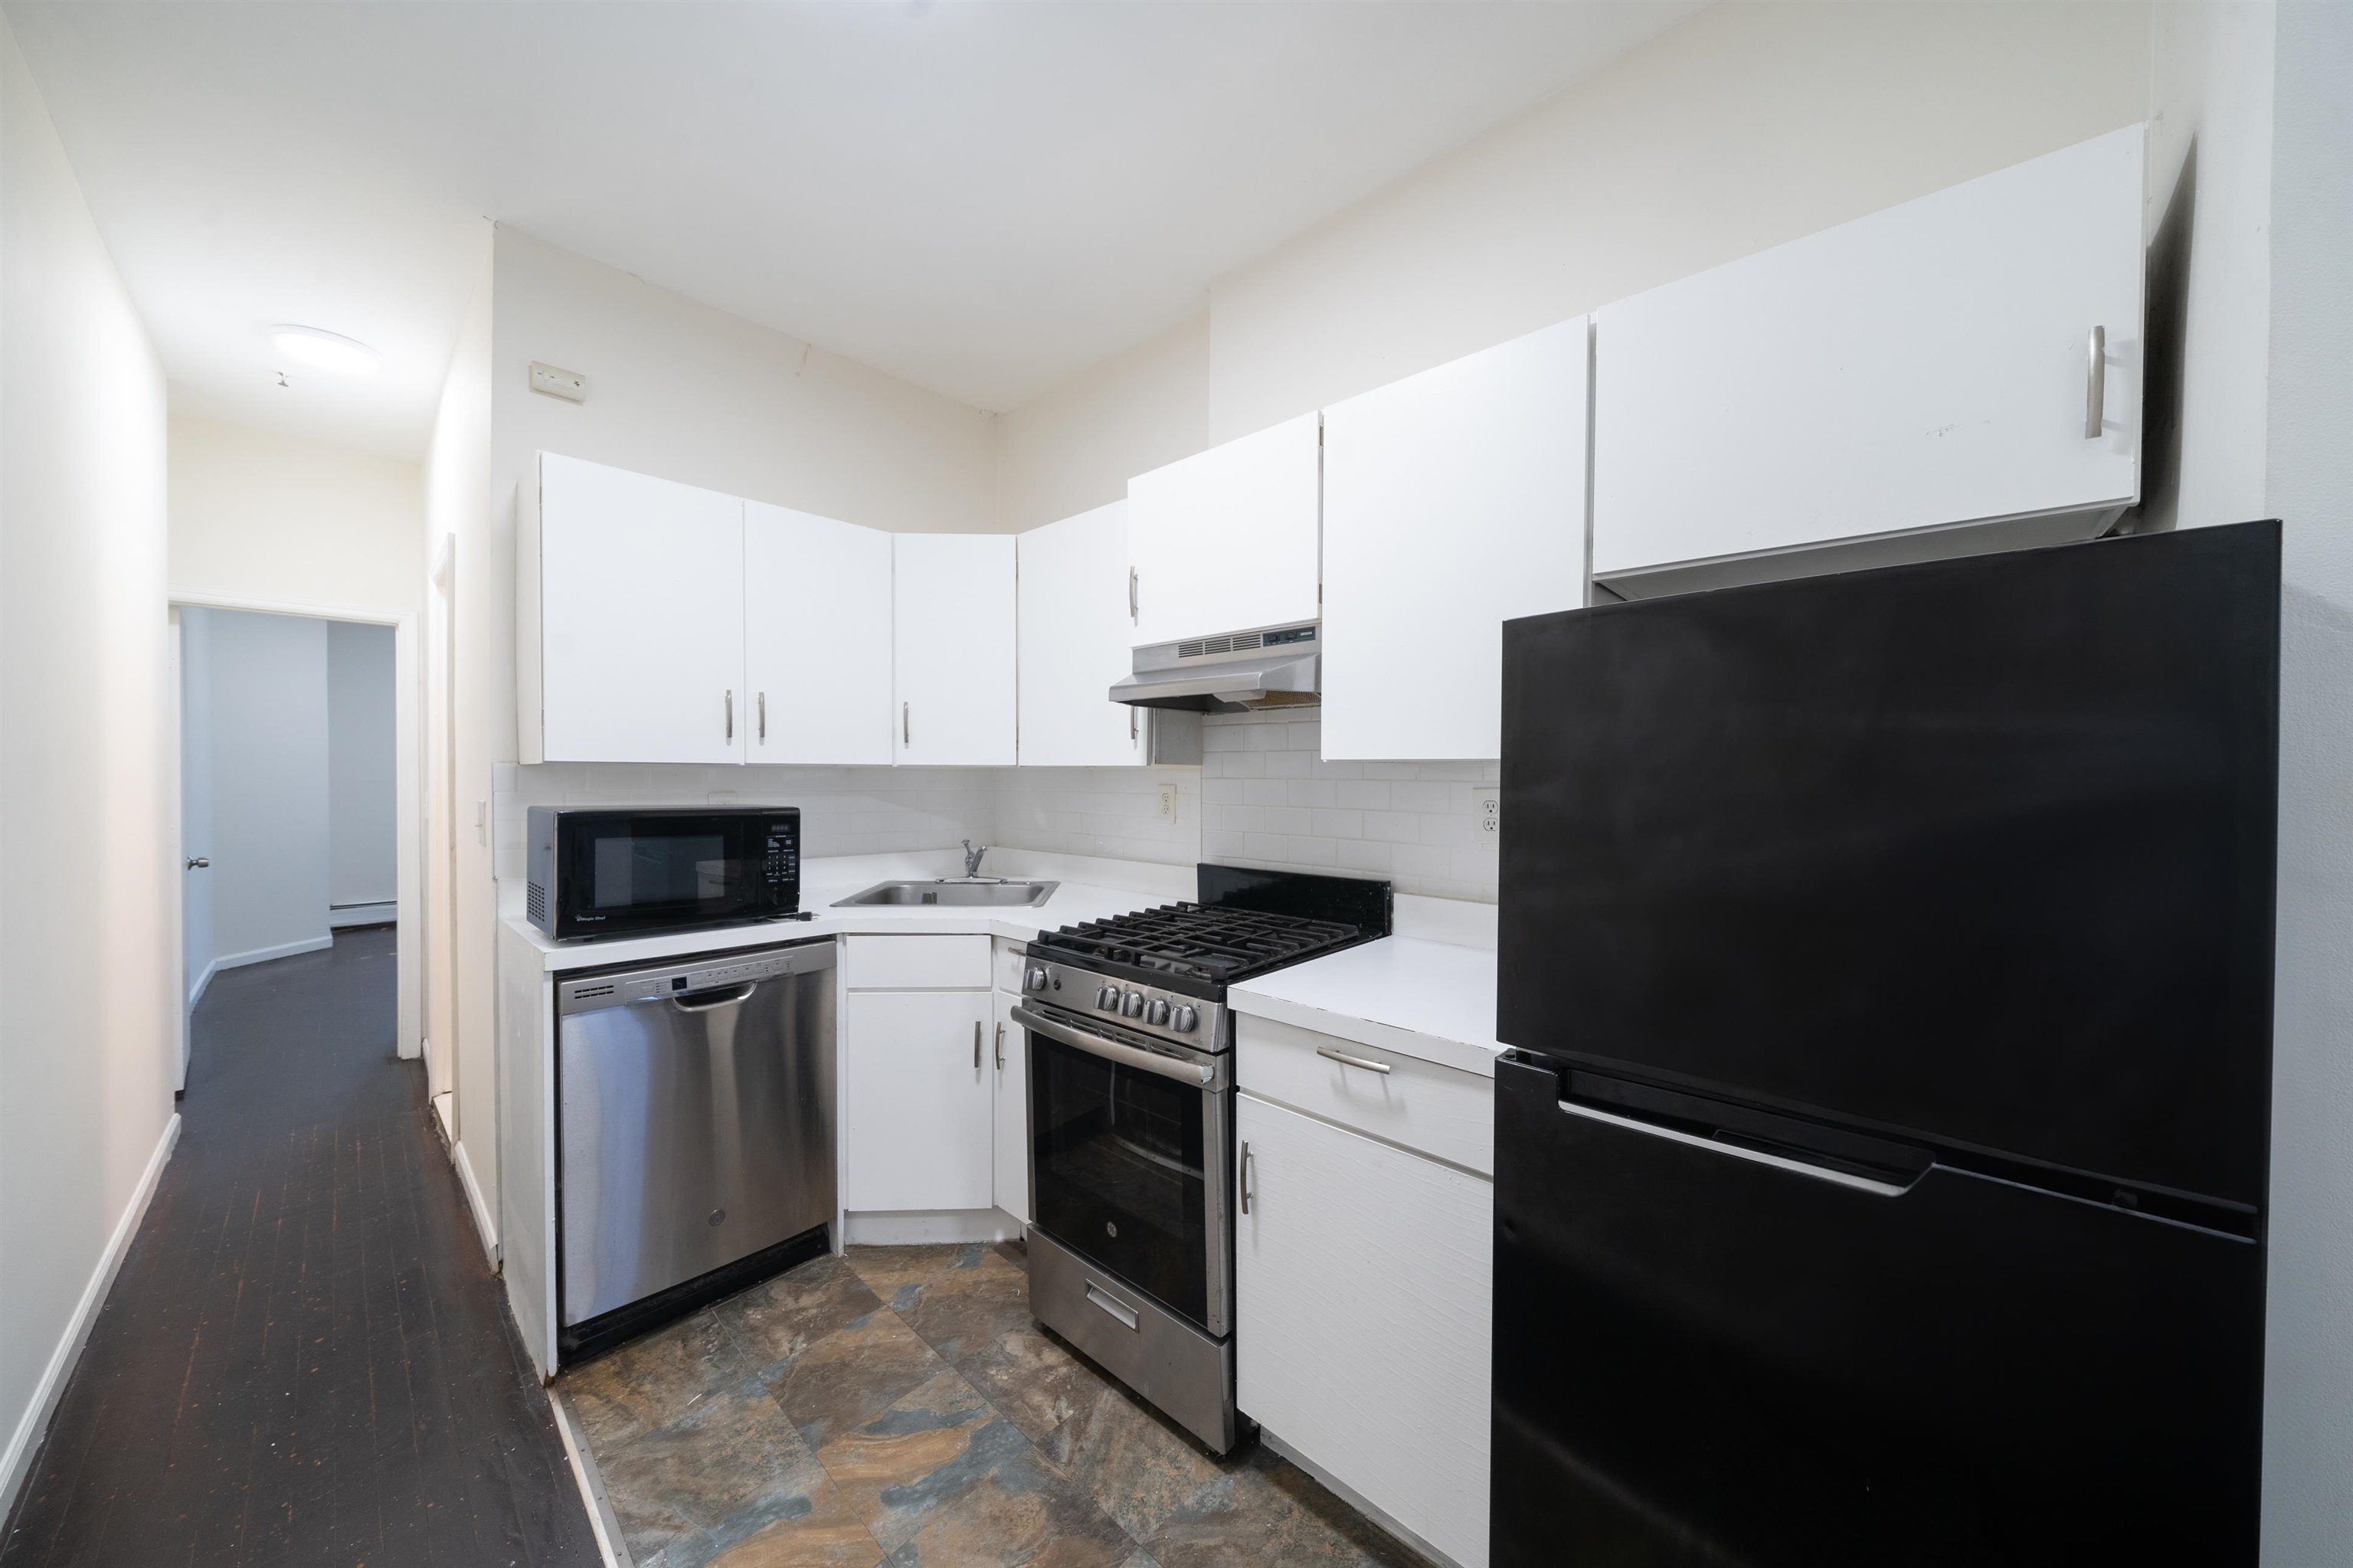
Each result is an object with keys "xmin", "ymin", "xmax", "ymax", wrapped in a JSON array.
[
  {"xmin": 1085, "ymin": 1282, "xmax": 1141, "ymax": 1332},
  {"xmin": 1316, "ymin": 1046, "xmax": 1391, "ymax": 1075},
  {"xmin": 1010, "ymin": 1005, "xmax": 1214, "ymax": 1085}
]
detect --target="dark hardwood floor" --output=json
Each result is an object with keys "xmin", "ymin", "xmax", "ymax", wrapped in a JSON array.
[{"xmin": 0, "ymin": 928, "xmax": 601, "ymax": 1568}]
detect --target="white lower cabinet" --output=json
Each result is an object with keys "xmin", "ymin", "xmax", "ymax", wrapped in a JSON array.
[
  {"xmin": 991, "ymin": 989, "xmax": 1030, "ymax": 1224},
  {"xmin": 842, "ymin": 990, "xmax": 994, "ymax": 1211},
  {"xmin": 1235, "ymin": 1091, "xmax": 1492, "ymax": 1568}
]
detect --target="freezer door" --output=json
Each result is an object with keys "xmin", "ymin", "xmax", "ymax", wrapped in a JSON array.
[
  {"xmin": 559, "ymin": 963, "xmax": 836, "ymax": 1324},
  {"xmin": 1490, "ymin": 1053, "xmax": 2263, "ymax": 1567}
]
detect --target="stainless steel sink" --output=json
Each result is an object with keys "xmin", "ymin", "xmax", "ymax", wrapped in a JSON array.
[{"xmin": 832, "ymin": 879, "xmax": 1060, "ymax": 908}]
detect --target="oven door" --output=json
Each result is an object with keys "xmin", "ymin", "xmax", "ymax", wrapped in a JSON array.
[
  {"xmin": 1016, "ymin": 1004, "xmax": 1232, "ymax": 1336},
  {"xmin": 553, "ymin": 810, "xmax": 797, "ymax": 938}
]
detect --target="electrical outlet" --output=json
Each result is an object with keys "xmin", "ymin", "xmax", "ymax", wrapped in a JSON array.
[
  {"xmin": 1157, "ymin": 785, "xmax": 1179, "ymax": 823},
  {"xmin": 529, "ymin": 361, "xmax": 587, "ymax": 402},
  {"xmin": 1477, "ymin": 790, "xmax": 1500, "ymax": 834}
]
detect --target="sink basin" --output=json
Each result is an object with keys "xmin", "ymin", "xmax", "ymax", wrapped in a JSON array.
[{"xmin": 832, "ymin": 879, "xmax": 1060, "ymax": 908}]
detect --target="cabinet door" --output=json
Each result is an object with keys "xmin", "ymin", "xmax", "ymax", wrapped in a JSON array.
[
  {"xmin": 991, "ymin": 990, "xmax": 1030, "ymax": 1224},
  {"xmin": 1236, "ymin": 1093, "xmax": 1492, "ymax": 1568},
  {"xmin": 843, "ymin": 990, "xmax": 994, "ymax": 1211},
  {"xmin": 1323, "ymin": 319, "xmax": 1588, "ymax": 761},
  {"xmin": 1128, "ymin": 411, "xmax": 1320, "ymax": 648},
  {"xmin": 540, "ymin": 453, "xmax": 745, "ymax": 763},
  {"xmin": 1017, "ymin": 500, "xmax": 1144, "ymax": 767},
  {"xmin": 744, "ymin": 502, "xmax": 893, "ymax": 764},
  {"xmin": 1593, "ymin": 125, "xmax": 2143, "ymax": 591},
  {"xmin": 893, "ymin": 534, "xmax": 1016, "ymax": 766}
]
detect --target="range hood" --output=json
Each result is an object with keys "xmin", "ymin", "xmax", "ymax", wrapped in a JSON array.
[{"xmin": 1109, "ymin": 622, "xmax": 1320, "ymax": 713}]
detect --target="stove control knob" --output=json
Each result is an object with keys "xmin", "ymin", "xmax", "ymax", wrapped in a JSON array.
[
  {"xmin": 1096, "ymin": 986, "xmax": 1121, "ymax": 1011},
  {"xmin": 1172, "ymin": 1006, "xmax": 1199, "ymax": 1034},
  {"xmin": 1121, "ymin": 990, "xmax": 1147, "ymax": 1019},
  {"xmin": 1024, "ymin": 966, "xmax": 1049, "ymax": 993},
  {"xmin": 1146, "ymin": 999, "xmax": 1171, "ymax": 1026}
]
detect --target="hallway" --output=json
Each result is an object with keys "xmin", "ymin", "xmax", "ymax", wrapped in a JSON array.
[{"xmin": 0, "ymin": 930, "xmax": 597, "ymax": 1567}]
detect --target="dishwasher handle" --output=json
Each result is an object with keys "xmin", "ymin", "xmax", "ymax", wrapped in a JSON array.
[{"xmin": 670, "ymin": 982, "xmax": 758, "ymax": 1013}]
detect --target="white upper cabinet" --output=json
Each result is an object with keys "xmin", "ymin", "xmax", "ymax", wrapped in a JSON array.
[
  {"xmin": 537, "ymin": 452, "xmax": 745, "ymax": 764},
  {"xmin": 1127, "ymin": 411, "xmax": 1321, "ymax": 647},
  {"xmin": 1322, "ymin": 319, "xmax": 1590, "ymax": 760},
  {"xmin": 745, "ymin": 501, "xmax": 894, "ymax": 765},
  {"xmin": 1593, "ymin": 125, "xmax": 2145, "ymax": 597},
  {"xmin": 1018, "ymin": 500, "xmax": 1145, "ymax": 767},
  {"xmin": 894, "ymin": 532, "xmax": 1016, "ymax": 767}
]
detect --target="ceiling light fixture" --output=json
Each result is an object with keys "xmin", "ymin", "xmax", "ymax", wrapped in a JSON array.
[{"xmin": 269, "ymin": 324, "xmax": 378, "ymax": 376}]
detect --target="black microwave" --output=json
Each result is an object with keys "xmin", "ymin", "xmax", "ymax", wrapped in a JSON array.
[{"xmin": 525, "ymin": 807, "xmax": 800, "ymax": 941}]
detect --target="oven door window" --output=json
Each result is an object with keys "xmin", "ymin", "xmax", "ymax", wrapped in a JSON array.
[{"xmin": 1029, "ymin": 1029, "xmax": 1210, "ymax": 1327}]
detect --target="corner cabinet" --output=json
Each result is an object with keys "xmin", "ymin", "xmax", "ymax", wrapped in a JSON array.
[
  {"xmin": 1017, "ymin": 499, "xmax": 1148, "ymax": 767},
  {"xmin": 893, "ymin": 533, "xmax": 1017, "ymax": 767},
  {"xmin": 1592, "ymin": 125, "xmax": 2145, "ymax": 599},
  {"xmin": 1321, "ymin": 319, "xmax": 1589, "ymax": 761},
  {"xmin": 532, "ymin": 453, "xmax": 747, "ymax": 764},
  {"xmin": 745, "ymin": 501, "xmax": 894, "ymax": 764},
  {"xmin": 1127, "ymin": 411, "xmax": 1321, "ymax": 648}
]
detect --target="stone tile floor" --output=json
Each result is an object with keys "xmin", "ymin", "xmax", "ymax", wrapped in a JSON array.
[{"xmin": 558, "ymin": 1241, "xmax": 1430, "ymax": 1568}]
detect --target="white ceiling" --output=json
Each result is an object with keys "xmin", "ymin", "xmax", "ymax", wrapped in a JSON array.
[{"xmin": 8, "ymin": 2, "xmax": 1699, "ymax": 459}]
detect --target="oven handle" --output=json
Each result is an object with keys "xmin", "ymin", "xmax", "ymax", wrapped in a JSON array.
[{"xmin": 1012, "ymin": 1005, "xmax": 1216, "ymax": 1086}]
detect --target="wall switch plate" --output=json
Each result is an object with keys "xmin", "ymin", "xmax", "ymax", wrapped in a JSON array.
[
  {"xmin": 1157, "ymin": 785, "xmax": 1179, "ymax": 823},
  {"xmin": 709, "ymin": 790, "xmax": 738, "ymax": 805},
  {"xmin": 1477, "ymin": 790, "xmax": 1500, "ymax": 834},
  {"xmin": 529, "ymin": 362, "xmax": 587, "ymax": 402}
]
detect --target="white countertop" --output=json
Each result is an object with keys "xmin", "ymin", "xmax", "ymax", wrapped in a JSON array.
[{"xmin": 1229, "ymin": 935, "xmax": 1502, "ymax": 1078}]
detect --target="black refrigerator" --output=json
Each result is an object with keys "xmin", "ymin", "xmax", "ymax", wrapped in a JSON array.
[{"xmin": 1493, "ymin": 522, "xmax": 2279, "ymax": 1566}]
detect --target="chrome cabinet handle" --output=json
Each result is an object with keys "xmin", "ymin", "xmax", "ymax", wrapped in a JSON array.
[
  {"xmin": 1317, "ymin": 1046, "xmax": 1392, "ymax": 1075},
  {"xmin": 903, "ymin": 701, "xmax": 911, "ymax": 747},
  {"xmin": 2084, "ymin": 325, "xmax": 2106, "ymax": 439},
  {"xmin": 994, "ymin": 1020, "xmax": 1006, "ymax": 1070},
  {"xmin": 725, "ymin": 689, "xmax": 734, "ymax": 741},
  {"xmin": 758, "ymin": 690, "xmax": 766, "ymax": 741},
  {"xmin": 974, "ymin": 1018, "xmax": 983, "ymax": 1070},
  {"xmin": 185, "ymin": 856, "xmax": 210, "ymax": 869},
  {"xmin": 1128, "ymin": 567, "xmax": 1137, "ymax": 620},
  {"xmin": 1131, "ymin": 707, "xmax": 1137, "ymax": 743},
  {"xmin": 1239, "ymin": 1140, "xmax": 1254, "ymax": 1215}
]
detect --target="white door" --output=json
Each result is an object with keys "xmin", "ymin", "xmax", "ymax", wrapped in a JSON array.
[
  {"xmin": 540, "ymin": 452, "xmax": 745, "ymax": 764},
  {"xmin": 842, "ymin": 990, "xmax": 994, "ymax": 1211},
  {"xmin": 1322, "ymin": 319, "xmax": 1589, "ymax": 761},
  {"xmin": 1017, "ymin": 500, "xmax": 1144, "ymax": 767},
  {"xmin": 991, "ymin": 990, "xmax": 1030, "ymax": 1224},
  {"xmin": 1128, "ymin": 411, "xmax": 1321, "ymax": 647},
  {"xmin": 745, "ymin": 501, "xmax": 894, "ymax": 764},
  {"xmin": 893, "ymin": 533, "xmax": 1016, "ymax": 767},
  {"xmin": 1593, "ymin": 126, "xmax": 2144, "ymax": 588},
  {"xmin": 1235, "ymin": 1093, "xmax": 1493, "ymax": 1568}
]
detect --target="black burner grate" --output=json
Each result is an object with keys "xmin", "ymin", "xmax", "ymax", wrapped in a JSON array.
[{"xmin": 1034, "ymin": 902, "xmax": 1365, "ymax": 988}]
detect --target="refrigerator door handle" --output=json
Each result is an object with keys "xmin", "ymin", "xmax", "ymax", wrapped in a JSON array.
[{"xmin": 1556, "ymin": 1096, "xmax": 1915, "ymax": 1197}]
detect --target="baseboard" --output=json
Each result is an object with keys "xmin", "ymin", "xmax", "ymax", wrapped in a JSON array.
[
  {"xmin": 211, "ymin": 934, "xmax": 335, "ymax": 974},
  {"xmin": 1259, "ymin": 1426, "xmax": 1468, "ymax": 1568},
  {"xmin": 548, "ymin": 1390, "xmax": 628, "ymax": 1568},
  {"xmin": 327, "ymin": 902, "xmax": 396, "ymax": 929},
  {"xmin": 186, "ymin": 957, "xmax": 218, "ymax": 1011},
  {"xmin": 453, "ymin": 1137, "xmax": 500, "ymax": 1267},
  {"xmin": 430, "ymin": 1090, "xmax": 455, "ymax": 1146},
  {"xmin": 843, "ymin": 1207, "xmax": 1023, "ymax": 1246},
  {"xmin": 2, "ymin": 1113, "xmax": 181, "ymax": 1518}
]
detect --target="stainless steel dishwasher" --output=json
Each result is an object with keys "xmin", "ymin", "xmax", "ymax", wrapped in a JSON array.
[{"xmin": 555, "ymin": 938, "xmax": 836, "ymax": 1363}]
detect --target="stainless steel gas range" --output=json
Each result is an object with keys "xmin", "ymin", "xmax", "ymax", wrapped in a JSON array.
[{"xmin": 1010, "ymin": 866, "xmax": 1392, "ymax": 1452}]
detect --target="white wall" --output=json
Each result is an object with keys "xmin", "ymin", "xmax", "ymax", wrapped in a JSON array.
[
  {"xmin": 0, "ymin": 15, "xmax": 175, "ymax": 1514},
  {"xmin": 327, "ymin": 620, "xmax": 396, "ymax": 908},
  {"xmin": 995, "ymin": 314, "xmax": 1207, "ymax": 535},
  {"xmin": 195, "ymin": 609, "xmax": 330, "ymax": 969}
]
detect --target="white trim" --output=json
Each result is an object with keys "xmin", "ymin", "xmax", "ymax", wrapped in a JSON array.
[
  {"xmin": 454, "ymin": 1137, "xmax": 500, "ymax": 1264},
  {"xmin": 327, "ymin": 902, "xmax": 398, "ymax": 928},
  {"xmin": 2, "ymin": 1114, "xmax": 181, "ymax": 1514},
  {"xmin": 186, "ymin": 956, "xmax": 220, "ymax": 1011},
  {"xmin": 842, "ymin": 1207, "xmax": 1022, "ymax": 1246},
  {"xmin": 211, "ymin": 934, "xmax": 335, "ymax": 973},
  {"xmin": 1261, "ymin": 1426, "xmax": 1468, "ymax": 1568},
  {"xmin": 169, "ymin": 585, "xmax": 408, "ymax": 627},
  {"xmin": 548, "ymin": 1390, "xmax": 628, "ymax": 1568}
]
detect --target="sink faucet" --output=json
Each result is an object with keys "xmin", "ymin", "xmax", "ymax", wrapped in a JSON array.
[{"xmin": 962, "ymin": 840, "xmax": 989, "ymax": 879}]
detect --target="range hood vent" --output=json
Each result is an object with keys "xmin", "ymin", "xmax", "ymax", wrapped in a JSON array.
[{"xmin": 1111, "ymin": 623, "xmax": 1320, "ymax": 713}]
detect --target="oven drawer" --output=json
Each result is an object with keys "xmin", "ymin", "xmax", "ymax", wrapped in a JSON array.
[
  {"xmin": 1236, "ymin": 1013, "xmax": 1493, "ymax": 1175},
  {"xmin": 843, "ymin": 934, "xmax": 991, "ymax": 990}
]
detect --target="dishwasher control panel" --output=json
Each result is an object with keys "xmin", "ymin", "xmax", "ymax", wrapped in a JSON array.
[{"xmin": 556, "ymin": 938, "xmax": 836, "ymax": 1016}]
